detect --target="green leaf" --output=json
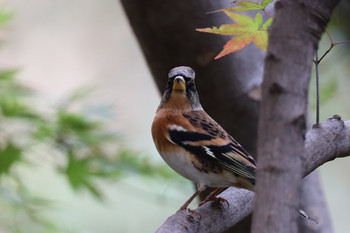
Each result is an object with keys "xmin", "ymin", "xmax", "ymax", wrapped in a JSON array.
[
  {"xmin": 33, "ymin": 123, "xmax": 54, "ymax": 140},
  {"xmin": 57, "ymin": 111, "xmax": 100, "ymax": 133},
  {"xmin": 197, "ymin": 24, "xmax": 245, "ymax": 36},
  {"xmin": 262, "ymin": 17, "xmax": 273, "ymax": 30},
  {"xmin": 115, "ymin": 149, "xmax": 177, "ymax": 179},
  {"xmin": 0, "ymin": 143, "xmax": 22, "ymax": 175},
  {"xmin": 0, "ymin": 99, "xmax": 40, "ymax": 119},
  {"xmin": 226, "ymin": 11, "xmax": 255, "ymax": 26},
  {"xmin": 252, "ymin": 30, "xmax": 268, "ymax": 51},
  {"xmin": 224, "ymin": 1, "xmax": 262, "ymax": 11},
  {"xmin": 55, "ymin": 110, "xmax": 117, "ymax": 149},
  {"xmin": 0, "ymin": 8, "xmax": 13, "ymax": 26},
  {"xmin": 0, "ymin": 69, "xmax": 17, "ymax": 81},
  {"xmin": 64, "ymin": 153, "xmax": 102, "ymax": 198},
  {"xmin": 219, "ymin": 0, "xmax": 275, "ymax": 12},
  {"xmin": 260, "ymin": 0, "xmax": 275, "ymax": 8},
  {"xmin": 197, "ymin": 11, "xmax": 268, "ymax": 58},
  {"xmin": 255, "ymin": 11, "xmax": 263, "ymax": 25}
]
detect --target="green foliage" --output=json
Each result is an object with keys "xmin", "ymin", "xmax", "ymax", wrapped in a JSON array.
[
  {"xmin": 115, "ymin": 149, "xmax": 176, "ymax": 179},
  {"xmin": 197, "ymin": 0, "xmax": 274, "ymax": 58},
  {"xmin": 0, "ymin": 143, "xmax": 22, "ymax": 176},
  {"xmin": 262, "ymin": 18, "xmax": 273, "ymax": 30},
  {"xmin": 222, "ymin": 0, "xmax": 274, "ymax": 11},
  {"xmin": 0, "ymin": 7, "xmax": 12, "ymax": 26},
  {"xmin": 0, "ymin": 69, "xmax": 73, "ymax": 231},
  {"xmin": 0, "ymin": 10, "xmax": 174, "ymax": 232},
  {"xmin": 0, "ymin": 66, "xmax": 174, "ymax": 232},
  {"xmin": 197, "ymin": 11, "xmax": 269, "ymax": 58},
  {"xmin": 64, "ymin": 153, "xmax": 104, "ymax": 198}
]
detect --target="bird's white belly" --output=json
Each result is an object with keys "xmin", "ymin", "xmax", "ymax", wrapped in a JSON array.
[{"xmin": 159, "ymin": 151, "xmax": 236, "ymax": 187}]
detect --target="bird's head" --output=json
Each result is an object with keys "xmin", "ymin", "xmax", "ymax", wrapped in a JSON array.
[{"xmin": 158, "ymin": 66, "xmax": 202, "ymax": 111}]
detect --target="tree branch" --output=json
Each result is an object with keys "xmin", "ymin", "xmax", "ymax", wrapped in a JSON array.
[
  {"xmin": 304, "ymin": 116, "xmax": 350, "ymax": 175},
  {"xmin": 156, "ymin": 116, "xmax": 350, "ymax": 233}
]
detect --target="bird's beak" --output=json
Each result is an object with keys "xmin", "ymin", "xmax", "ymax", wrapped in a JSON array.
[{"xmin": 172, "ymin": 76, "xmax": 186, "ymax": 92}]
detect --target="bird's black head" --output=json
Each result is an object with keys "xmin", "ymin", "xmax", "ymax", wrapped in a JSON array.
[
  {"xmin": 168, "ymin": 66, "xmax": 195, "ymax": 93},
  {"xmin": 158, "ymin": 66, "xmax": 202, "ymax": 111},
  {"xmin": 168, "ymin": 66, "xmax": 195, "ymax": 81}
]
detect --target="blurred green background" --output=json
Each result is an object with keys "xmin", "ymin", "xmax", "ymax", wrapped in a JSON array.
[{"xmin": 0, "ymin": 1, "xmax": 349, "ymax": 232}]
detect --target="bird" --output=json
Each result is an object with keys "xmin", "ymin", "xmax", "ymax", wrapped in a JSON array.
[
  {"xmin": 151, "ymin": 66, "xmax": 315, "ymax": 223},
  {"xmin": 151, "ymin": 66, "xmax": 256, "ymax": 210}
]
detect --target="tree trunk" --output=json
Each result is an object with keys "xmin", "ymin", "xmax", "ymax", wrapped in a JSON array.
[
  {"xmin": 252, "ymin": 1, "xmax": 340, "ymax": 233},
  {"xmin": 299, "ymin": 171, "xmax": 334, "ymax": 233}
]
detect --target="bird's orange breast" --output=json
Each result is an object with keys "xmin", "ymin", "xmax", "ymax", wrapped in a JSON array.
[{"xmin": 152, "ymin": 109, "xmax": 193, "ymax": 153}]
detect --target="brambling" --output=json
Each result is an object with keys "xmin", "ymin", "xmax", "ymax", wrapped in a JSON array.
[
  {"xmin": 151, "ymin": 66, "xmax": 256, "ymax": 210},
  {"xmin": 151, "ymin": 66, "xmax": 315, "ymax": 223}
]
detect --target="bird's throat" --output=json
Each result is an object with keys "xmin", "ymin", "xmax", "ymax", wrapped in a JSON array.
[{"xmin": 162, "ymin": 92, "xmax": 192, "ymax": 111}]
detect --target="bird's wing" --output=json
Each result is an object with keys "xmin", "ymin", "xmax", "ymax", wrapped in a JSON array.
[{"xmin": 167, "ymin": 111, "xmax": 256, "ymax": 181}]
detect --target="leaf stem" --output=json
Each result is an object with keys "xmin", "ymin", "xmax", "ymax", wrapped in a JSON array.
[{"xmin": 263, "ymin": 9, "xmax": 273, "ymax": 18}]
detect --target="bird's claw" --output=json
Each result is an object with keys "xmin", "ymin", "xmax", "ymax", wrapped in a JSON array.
[{"xmin": 199, "ymin": 196, "xmax": 229, "ymax": 208}]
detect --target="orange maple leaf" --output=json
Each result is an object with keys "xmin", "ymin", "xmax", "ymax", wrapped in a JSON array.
[{"xmin": 197, "ymin": 11, "xmax": 272, "ymax": 59}]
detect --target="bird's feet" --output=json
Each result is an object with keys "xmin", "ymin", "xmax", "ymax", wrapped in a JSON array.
[
  {"xmin": 198, "ymin": 187, "xmax": 229, "ymax": 208},
  {"xmin": 199, "ymin": 196, "xmax": 229, "ymax": 208}
]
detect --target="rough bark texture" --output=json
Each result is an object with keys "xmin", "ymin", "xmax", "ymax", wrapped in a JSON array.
[
  {"xmin": 156, "ymin": 118, "xmax": 350, "ymax": 233},
  {"xmin": 251, "ymin": 1, "xmax": 341, "ymax": 233},
  {"xmin": 300, "ymin": 116, "xmax": 349, "ymax": 233},
  {"xmin": 304, "ymin": 116, "xmax": 350, "ymax": 176},
  {"xmin": 156, "ymin": 188, "xmax": 255, "ymax": 233}
]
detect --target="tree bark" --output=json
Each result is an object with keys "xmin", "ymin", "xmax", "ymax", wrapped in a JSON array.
[
  {"xmin": 299, "ymin": 171, "xmax": 334, "ymax": 233},
  {"xmin": 156, "ymin": 117, "xmax": 350, "ymax": 233},
  {"xmin": 252, "ymin": 1, "xmax": 341, "ymax": 233}
]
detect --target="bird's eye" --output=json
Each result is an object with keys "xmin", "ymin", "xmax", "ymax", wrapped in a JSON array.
[
  {"xmin": 183, "ymin": 77, "xmax": 193, "ymax": 83},
  {"xmin": 169, "ymin": 75, "xmax": 193, "ymax": 84},
  {"xmin": 185, "ymin": 78, "xmax": 194, "ymax": 85}
]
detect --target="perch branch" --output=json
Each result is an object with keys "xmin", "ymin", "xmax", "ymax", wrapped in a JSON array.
[{"xmin": 156, "ymin": 116, "xmax": 350, "ymax": 233}]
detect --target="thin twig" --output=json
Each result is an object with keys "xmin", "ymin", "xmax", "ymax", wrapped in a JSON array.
[
  {"xmin": 317, "ymin": 44, "xmax": 333, "ymax": 63},
  {"xmin": 315, "ymin": 50, "xmax": 320, "ymax": 126},
  {"xmin": 326, "ymin": 30, "xmax": 334, "ymax": 44},
  {"xmin": 317, "ymin": 30, "xmax": 350, "ymax": 63},
  {"xmin": 333, "ymin": 40, "xmax": 350, "ymax": 46},
  {"xmin": 312, "ymin": 30, "xmax": 350, "ymax": 124}
]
